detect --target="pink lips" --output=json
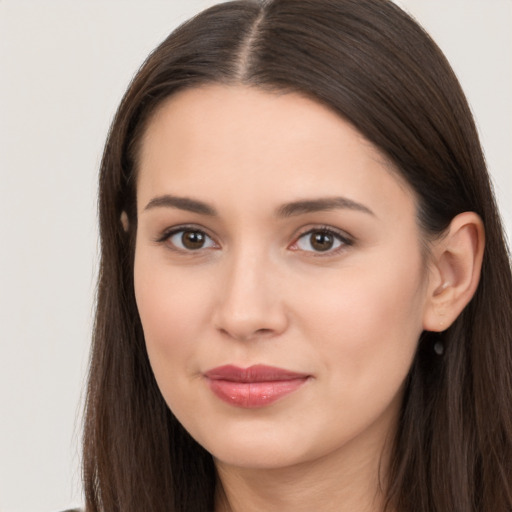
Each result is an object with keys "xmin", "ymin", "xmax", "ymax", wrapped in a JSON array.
[{"xmin": 204, "ymin": 364, "xmax": 310, "ymax": 408}]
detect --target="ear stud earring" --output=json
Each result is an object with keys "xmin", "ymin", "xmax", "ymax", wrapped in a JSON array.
[{"xmin": 433, "ymin": 341, "xmax": 444, "ymax": 356}]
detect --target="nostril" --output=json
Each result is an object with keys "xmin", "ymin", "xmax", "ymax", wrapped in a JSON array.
[
  {"xmin": 255, "ymin": 328, "xmax": 273, "ymax": 336},
  {"xmin": 217, "ymin": 326, "xmax": 276, "ymax": 341}
]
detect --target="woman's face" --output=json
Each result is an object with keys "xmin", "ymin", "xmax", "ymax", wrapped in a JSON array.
[{"xmin": 134, "ymin": 85, "xmax": 432, "ymax": 470}]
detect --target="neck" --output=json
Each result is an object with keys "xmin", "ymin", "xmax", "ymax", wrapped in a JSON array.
[{"xmin": 214, "ymin": 419, "xmax": 395, "ymax": 512}]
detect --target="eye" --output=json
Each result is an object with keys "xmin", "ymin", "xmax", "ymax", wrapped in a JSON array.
[
  {"xmin": 164, "ymin": 228, "xmax": 217, "ymax": 251},
  {"xmin": 293, "ymin": 228, "xmax": 351, "ymax": 253}
]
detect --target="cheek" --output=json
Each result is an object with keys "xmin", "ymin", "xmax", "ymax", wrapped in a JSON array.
[
  {"xmin": 300, "ymin": 253, "xmax": 426, "ymax": 392},
  {"xmin": 133, "ymin": 253, "xmax": 212, "ymax": 379}
]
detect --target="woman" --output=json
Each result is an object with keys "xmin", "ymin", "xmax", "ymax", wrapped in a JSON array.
[{"xmin": 83, "ymin": 0, "xmax": 512, "ymax": 511}]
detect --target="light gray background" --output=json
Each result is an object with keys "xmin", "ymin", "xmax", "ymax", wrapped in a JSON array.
[{"xmin": 0, "ymin": 1, "xmax": 510, "ymax": 511}]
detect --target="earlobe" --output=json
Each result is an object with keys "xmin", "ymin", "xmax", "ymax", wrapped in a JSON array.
[
  {"xmin": 422, "ymin": 212, "xmax": 485, "ymax": 332},
  {"xmin": 121, "ymin": 211, "xmax": 130, "ymax": 232}
]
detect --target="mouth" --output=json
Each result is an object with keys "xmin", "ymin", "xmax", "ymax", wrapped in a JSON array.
[{"xmin": 203, "ymin": 364, "xmax": 311, "ymax": 408}]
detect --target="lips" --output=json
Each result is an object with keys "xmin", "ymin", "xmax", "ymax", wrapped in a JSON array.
[{"xmin": 204, "ymin": 364, "xmax": 310, "ymax": 408}]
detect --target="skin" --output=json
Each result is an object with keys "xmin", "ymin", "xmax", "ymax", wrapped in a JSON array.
[{"xmin": 133, "ymin": 84, "xmax": 454, "ymax": 511}]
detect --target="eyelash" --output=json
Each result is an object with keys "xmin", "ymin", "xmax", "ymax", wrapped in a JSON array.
[
  {"xmin": 156, "ymin": 225, "xmax": 218, "ymax": 252},
  {"xmin": 291, "ymin": 226, "xmax": 353, "ymax": 256},
  {"xmin": 155, "ymin": 224, "xmax": 353, "ymax": 256}
]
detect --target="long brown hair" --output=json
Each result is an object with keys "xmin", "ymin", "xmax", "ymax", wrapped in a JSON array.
[{"xmin": 83, "ymin": 1, "xmax": 512, "ymax": 510}]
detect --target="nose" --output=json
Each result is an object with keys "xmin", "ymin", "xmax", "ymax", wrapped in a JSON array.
[{"xmin": 212, "ymin": 248, "xmax": 289, "ymax": 342}]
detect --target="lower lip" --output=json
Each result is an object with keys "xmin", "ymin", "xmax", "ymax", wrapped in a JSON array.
[{"xmin": 207, "ymin": 378, "xmax": 309, "ymax": 408}]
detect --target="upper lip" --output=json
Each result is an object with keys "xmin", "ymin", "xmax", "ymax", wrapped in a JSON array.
[{"xmin": 204, "ymin": 364, "xmax": 310, "ymax": 382}]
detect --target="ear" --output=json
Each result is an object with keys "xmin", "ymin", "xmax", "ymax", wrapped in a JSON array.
[
  {"xmin": 120, "ymin": 211, "xmax": 130, "ymax": 232},
  {"xmin": 422, "ymin": 212, "xmax": 485, "ymax": 332}
]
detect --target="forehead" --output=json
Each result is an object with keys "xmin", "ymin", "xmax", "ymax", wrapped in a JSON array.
[
  {"xmin": 139, "ymin": 84, "xmax": 384, "ymax": 167},
  {"xmin": 136, "ymin": 84, "xmax": 415, "ymax": 223}
]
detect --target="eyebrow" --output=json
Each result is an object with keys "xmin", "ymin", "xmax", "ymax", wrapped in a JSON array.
[
  {"xmin": 276, "ymin": 197, "xmax": 374, "ymax": 218},
  {"xmin": 144, "ymin": 195, "xmax": 217, "ymax": 215},
  {"xmin": 143, "ymin": 194, "xmax": 374, "ymax": 217}
]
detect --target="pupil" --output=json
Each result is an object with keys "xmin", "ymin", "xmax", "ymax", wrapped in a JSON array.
[
  {"xmin": 311, "ymin": 232, "xmax": 333, "ymax": 251},
  {"xmin": 182, "ymin": 231, "xmax": 205, "ymax": 249}
]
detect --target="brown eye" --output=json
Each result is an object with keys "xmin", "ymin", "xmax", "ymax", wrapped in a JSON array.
[
  {"xmin": 295, "ymin": 228, "xmax": 348, "ymax": 253},
  {"xmin": 168, "ymin": 229, "xmax": 216, "ymax": 251},
  {"xmin": 182, "ymin": 230, "xmax": 206, "ymax": 249},
  {"xmin": 310, "ymin": 232, "xmax": 335, "ymax": 251}
]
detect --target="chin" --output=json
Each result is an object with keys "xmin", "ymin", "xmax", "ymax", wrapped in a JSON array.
[
  {"xmin": 211, "ymin": 441, "xmax": 308, "ymax": 470},
  {"xmin": 196, "ymin": 418, "xmax": 358, "ymax": 473},
  {"xmin": 190, "ymin": 419, "xmax": 312, "ymax": 470}
]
